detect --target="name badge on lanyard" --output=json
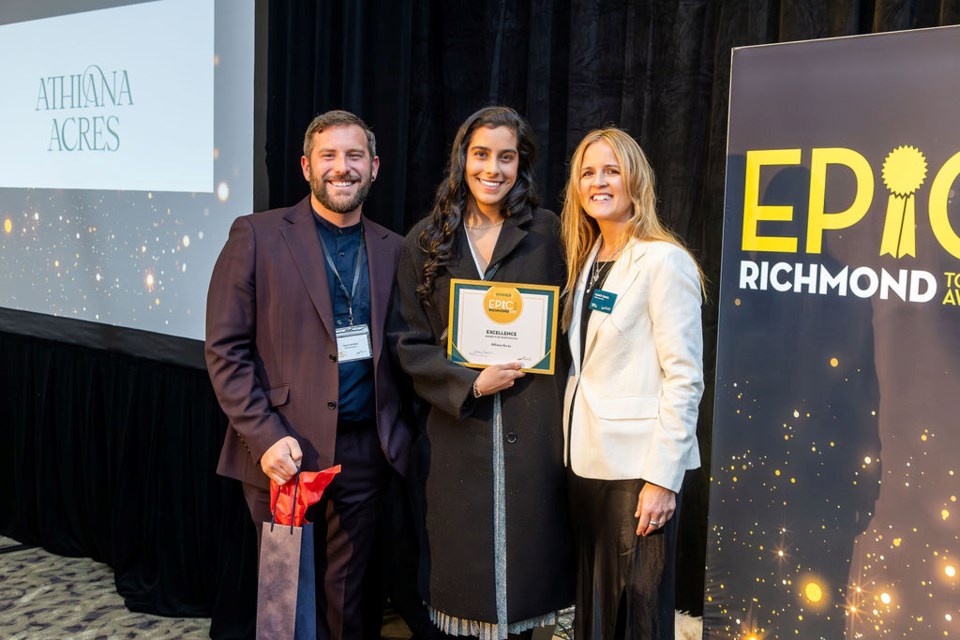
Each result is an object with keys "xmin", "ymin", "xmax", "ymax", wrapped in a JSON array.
[
  {"xmin": 319, "ymin": 224, "xmax": 373, "ymax": 362},
  {"xmin": 589, "ymin": 289, "xmax": 617, "ymax": 314},
  {"xmin": 336, "ymin": 324, "xmax": 373, "ymax": 362}
]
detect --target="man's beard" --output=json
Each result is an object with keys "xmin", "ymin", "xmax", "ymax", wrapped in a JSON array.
[{"xmin": 311, "ymin": 170, "xmax": 373, "ymax": 214}]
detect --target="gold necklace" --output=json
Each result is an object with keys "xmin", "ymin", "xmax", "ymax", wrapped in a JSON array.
[{"xmin": 464, "ymin": 218, "xmax": 504, "ymax": 231}]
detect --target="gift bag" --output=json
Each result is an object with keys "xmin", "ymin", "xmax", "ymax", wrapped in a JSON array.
[
  {"xmin": 256, "ymin": 466, "xmax": 341, "ymax": 640},
  {"xmin": 257, "ymin": 517, "xmax": 316, "ymax": 639}
]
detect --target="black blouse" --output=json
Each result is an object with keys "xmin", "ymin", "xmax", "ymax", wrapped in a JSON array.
[{"xmin": 579, "ymin": 259, "xmax": 615, "ymax": 366}]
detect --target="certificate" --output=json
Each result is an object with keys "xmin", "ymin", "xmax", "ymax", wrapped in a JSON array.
[{"xmin": 447, "ymin": 278, "xmax": 559, "ymax": 374}]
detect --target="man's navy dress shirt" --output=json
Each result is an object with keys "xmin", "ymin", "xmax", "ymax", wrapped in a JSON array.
[{"xmin": 313, "ymin": 212, "xmax": 375, "ymax": 422}]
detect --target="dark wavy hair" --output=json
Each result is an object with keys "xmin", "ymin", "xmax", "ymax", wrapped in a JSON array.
[{"xmin": 416, "ymin": 106, "xmax": 539, "ymax": 302}]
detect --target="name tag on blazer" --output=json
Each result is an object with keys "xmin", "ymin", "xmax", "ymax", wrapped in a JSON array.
[{"xmin": 589, "ymin": 289, "xmax": 617, "ymax": 314}]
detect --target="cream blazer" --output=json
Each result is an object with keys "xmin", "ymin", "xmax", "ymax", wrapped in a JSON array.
[{"xmin": 563, "ymin": 237, "xmax": 703, "ymax": 492}]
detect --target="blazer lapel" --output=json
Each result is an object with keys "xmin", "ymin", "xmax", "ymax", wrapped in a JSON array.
[
  {"xmin": 568, "ymin": 240, "xmax": 600, "ymax": 376},
  {"xmin": 279, "ymin": 198, "xmax": 335, "ymax": 341},
  {"xmin": 363, "ymin": 219, "xmax": 391, "ymax": 364},
  {"xmin": 581, "ymin": 237, "xmax": 648, "ymax": 366}
]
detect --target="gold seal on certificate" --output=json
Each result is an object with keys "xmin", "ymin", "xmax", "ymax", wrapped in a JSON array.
[{"xmin": 447, "ymin": 278, "xmax": 559, "ymax": 374}]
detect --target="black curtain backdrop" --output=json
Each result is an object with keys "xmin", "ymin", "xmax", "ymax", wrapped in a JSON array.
[{"xmin": 3, "ymin": 1, "xmax": 959, "ymax": 638}]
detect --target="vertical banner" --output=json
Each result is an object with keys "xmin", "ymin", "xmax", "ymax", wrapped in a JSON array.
[{"xmin": 705, "ymin": 27, "xmax": 960, "ymax": 639}]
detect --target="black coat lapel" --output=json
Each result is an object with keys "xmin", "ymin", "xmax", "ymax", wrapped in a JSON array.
[
  {"xmin": 447, "ymin": 230, "xmax": 482, "ymax": 280},
  {"xmin": 443, "ymin": 208, "xmax": 533, "ymax": 282},
  {"xmin": 488, "ymin": 208, "xmax": 532, "ymax": 281}
]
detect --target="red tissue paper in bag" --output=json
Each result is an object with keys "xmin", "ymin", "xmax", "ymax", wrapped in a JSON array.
[{"xmin": 269, "ymin": 465, "xmax": 341, "ymax": 526}]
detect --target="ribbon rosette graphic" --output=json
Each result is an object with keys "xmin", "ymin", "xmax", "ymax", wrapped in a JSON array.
[{"xmin": 880, "ymin": 145, "xmax": 927, "ymax": 258}]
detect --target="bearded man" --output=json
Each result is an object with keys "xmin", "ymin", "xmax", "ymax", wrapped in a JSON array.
[{"xmin": 205, "ymin": 110, "xmax": 413, "ymax": 639}]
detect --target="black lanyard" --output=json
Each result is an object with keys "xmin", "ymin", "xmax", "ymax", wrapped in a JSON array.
[{"xmin": 318, "ymin": 225, "xmax": 365, "ymax": 325}]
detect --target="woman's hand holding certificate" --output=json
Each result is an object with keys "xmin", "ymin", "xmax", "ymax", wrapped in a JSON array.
[{"xmin": 472, "ymin": 361, "xmax": 526, "ymax": 397}]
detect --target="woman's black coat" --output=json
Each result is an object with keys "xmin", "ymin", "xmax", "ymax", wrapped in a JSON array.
[{"xmin": 390, "ymin": 207, "xmax": 575, "ymax": 623}]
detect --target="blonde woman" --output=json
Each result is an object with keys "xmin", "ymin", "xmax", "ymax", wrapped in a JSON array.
[{"xmin": 560, "ymin": 128, "xmax": 704, "ymax": 639}]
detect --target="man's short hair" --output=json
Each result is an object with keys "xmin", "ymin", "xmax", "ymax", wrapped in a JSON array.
[{"xmin": 303, "ymin": 110, "xmax": 376, "ymax": 158}]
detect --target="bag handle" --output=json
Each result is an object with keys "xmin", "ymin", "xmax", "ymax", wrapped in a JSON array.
[{"xmin": 269, "ymin": 470, "xmax": 300, "ymax": 535}]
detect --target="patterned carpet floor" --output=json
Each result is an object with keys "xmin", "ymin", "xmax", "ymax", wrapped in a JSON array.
[
  {"xmin": 0, "ymin": 535, "xmax": 702, "ymax": 639},
  {"xmin": 0, "ymin": 535, "xmax": 209, "ymax": 639}
]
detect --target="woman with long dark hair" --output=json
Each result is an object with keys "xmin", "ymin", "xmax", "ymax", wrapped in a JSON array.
[
  {"xmin": 391, "ymin": 106, "xmax": 573, "ymax": 639},
  {"xmin": 560, "ymin": 127, "xmax": 704, "ymax": 639}
]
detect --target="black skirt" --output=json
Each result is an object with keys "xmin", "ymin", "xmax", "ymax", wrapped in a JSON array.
[{"xmin": 568, "ymin": 472, "xmax": 680, "ymax": 640}]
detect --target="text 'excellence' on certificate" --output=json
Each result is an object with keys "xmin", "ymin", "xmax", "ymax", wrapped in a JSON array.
[{"xmin": 447, "ymin": 278, "xmax": 559, "ymax": 375}]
